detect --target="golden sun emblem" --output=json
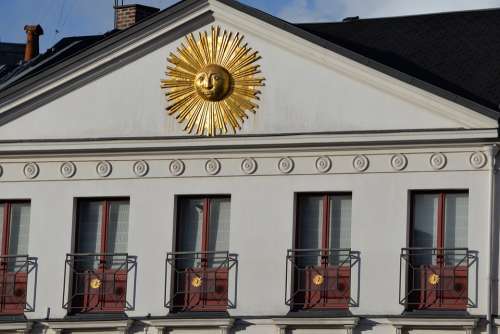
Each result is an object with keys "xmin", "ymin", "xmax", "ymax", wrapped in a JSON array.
[
  {"xmin": 161, "ymin": 26, "xmax": 265, "ymax": 136},
  {"xmin": 428, "ymin": 273, "xmax": 440, "ymax": 286},
  {"xmin": 191, "ymin": 276, "xmax": 203, "ymax": 288},
  {"xmin": 312, "ymin": 274, "xmax": 325, "ymax": 286},
  {"xmin": 90, "ymin": 278, "xmax": 102, "ymax": 289}
]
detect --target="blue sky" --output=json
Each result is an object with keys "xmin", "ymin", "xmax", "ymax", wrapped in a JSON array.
[{"xmin": 2, "ymin": 0, "xmax": 500, "ymax": 52}]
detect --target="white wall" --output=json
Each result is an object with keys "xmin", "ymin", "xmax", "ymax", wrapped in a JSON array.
[
  {"xmin": 0, "ymin": 145, "xmax": 490, "ymax": 321},
  {"xmin": 0, "ymin": 18, "xmax": 490, "ymax": 141}
]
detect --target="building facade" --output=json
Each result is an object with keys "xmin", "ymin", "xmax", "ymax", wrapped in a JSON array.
[{"xmin": 0, "ymin": 0, "xmax": 499, "ymax": 333}]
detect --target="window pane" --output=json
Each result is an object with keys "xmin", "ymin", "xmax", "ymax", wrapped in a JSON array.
[
  {"xmin": 412, "ymin": 194, "xmax": 438, "ymax": 248},
  {"xmin": 207, "ymin": 198, "xmax": 231, "ymax": 267},
  {"xmin": 208, "ymin": 198, "xmax": 231, "ymax": 252},
  {"xmin": 296, "ymin": 195, "xmax": 323, "ymax": 266},
  {"xmin": 329, "ymin": 195, "xmax": 352, "ymax": 249},
  {"xmin": 0, "ymin": 204, "xmax": 4, "ymax": 253},
  {"xmin": 329, "ymin": 195, "xmax": 351, "ymax": 265},
  {"xmin": 412, "ymin": 194, "xmax": 438, "ymax": 265},
  {"xmin": 8, "ymin": 202, "xmax": 30, "ymax": 256},
  {"xmin": 444, "ymin": 193, "xmax": 468, "ymax": 265},
  {"xmin": 106, "ymin": 200, "xmax": 130, "ymax": 254},
  {"xmin": 176, "ymin": 198, "xmax": 204, "ymax": 268},
  {"xmin": 76, "ymin": 200, "xmax": 103, "ymax": 254}
]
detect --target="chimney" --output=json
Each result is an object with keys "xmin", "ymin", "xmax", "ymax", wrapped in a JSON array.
[
  {"xmin": 23, "ymin": 24, "xmax": 43, "ymax": 62},
  {"xmin": 114, "ymin": 4, "xmax": 160, "ymax": 30}
]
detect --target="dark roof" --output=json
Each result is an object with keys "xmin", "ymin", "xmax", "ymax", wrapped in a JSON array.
[
  {"xmin": 0, "ymin": 34, "xmax": 110, "ymax": 89},
  {"xmin": 0, "ymin": 42, "xmax": 24, "ymax": 66},
  {"xmin": 297, "ymin": 8, "xmax": 500, "ymax": 113}
]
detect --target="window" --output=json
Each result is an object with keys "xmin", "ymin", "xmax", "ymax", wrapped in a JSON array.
[
  {"xmin": 411, "ymin": 192, "xmax": 468, "ymax": 265},
  {"xmin": 296, "ymin": 194, "xmax": 352, "ymax": 265},
  {"xmin": 176, "ymin": 196, "xmax": 230, "ymax": 267},
  {"xmin": 407, "ymin": 191, "xmax": 469, "ymax": 310},
  {"xmin": 292, "ymin": 193, "xmax": 352, "ymax": 309},
  {"xmin": 0, "ymin": 202, "xmax": 30, "ymax": 259},
  {"xmin": 0, "ymin": 201, "xmax": 31, "ymax": 314},
  {"xmin": 172, "ymin": 196, "xmax": 231, "ymax": 311},
  {"xmin": 70, "ymin": 198, "xmax": 130, "ymax": 313}
]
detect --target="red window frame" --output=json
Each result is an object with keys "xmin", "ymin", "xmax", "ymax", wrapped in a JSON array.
[
  {"xmin": 1, "ymin": 201, "xmax": 30, "ymax": 257},
  {"xmin": 175, "ymin": 195, "xmax": 230, "ymax": 255},
  {"xmin": 0, "ymin": 200, "xmax": 30, "ymax": 315},
  {"xmin": 408, "ymin": 190, "xmax": 469, "ymax": 310},
  {"xmin": 74, "ymin": 198, "xmax": 129, "ymax": 255},
  {"xmin": 174, "ymin": 195, "xmax": 231, "ymax": 312},
  {"xmin": 293, "ymin": 193, "xmax": 352, "ymax": 310},
  {"xmin": 409, "ymin": 190, "xmax": 468, "ymax": 250},
  {"xmin": 295, "ymin": 193, "xmax": 351, "ymax": 251},
  {"xmin": 71, "ymin": 197, "xmax": 130, "ymax": 314}
]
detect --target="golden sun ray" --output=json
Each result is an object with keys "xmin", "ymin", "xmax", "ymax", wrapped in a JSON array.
[{"xmin": 161, "ymin": 26, "xmax": 265, "ymax": 136}]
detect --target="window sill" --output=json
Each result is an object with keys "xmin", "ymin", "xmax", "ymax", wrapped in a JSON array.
[
  {"xmin": 272, "ymin": 317, "xmax": 359, "ymax": 334},
  {"xmin": 39, "ymin": 319, "xmax": 132, "ymax": 334},
  {"xmin": 144, "ymin": 318, "xmax": 234, "ymax": 334}
]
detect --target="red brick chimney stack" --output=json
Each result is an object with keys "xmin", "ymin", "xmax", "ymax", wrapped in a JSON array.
[
  {"xmin": 23, "ymin": 24, "xmax": 44, "ymax": 62},
  {"xmin": 114, "ymin": 4, "xmax": 160, "ymax": 30}
]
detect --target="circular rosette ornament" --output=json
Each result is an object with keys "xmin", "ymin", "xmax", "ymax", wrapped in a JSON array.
[{"xmin": 161, "ymin": 26, "xmax": 265, "ymax": 136}]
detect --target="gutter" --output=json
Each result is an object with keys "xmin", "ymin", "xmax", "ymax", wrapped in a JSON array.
[{"xmin": 487, "ymin": 144, "xmax": 498, "ymax": 334}]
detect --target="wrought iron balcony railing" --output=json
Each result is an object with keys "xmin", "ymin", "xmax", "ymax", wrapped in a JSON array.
[
  {"xmin": 286, "ymin": 249, "xmax": 360, "ymax": 310},
  {"xmin": 63, "ymin": 253, "xmax": 137, "ymax": 314},
  {"xmin": 399, "ymin": 248, "xmax": 478, "ymax": 310},
  {"xmin": 165, "ymin": 251, "xmax": 238, "ymax": 312},
  {"xmin": 0, "ymin": 255, "xmax": 37, "ymax": 314}
]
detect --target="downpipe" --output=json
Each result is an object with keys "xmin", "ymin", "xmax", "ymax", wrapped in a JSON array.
[{"xmin": 488, "ymin": 144, "xmax": 498, "ymax": 334}]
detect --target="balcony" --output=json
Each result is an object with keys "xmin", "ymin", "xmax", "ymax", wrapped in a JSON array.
[
  {"xmin": 166, "ymin": 251, "xmax": 238, "ymax": 312},
  {"xmin": 63, "ymin": 253, "xmax": 137, "ymax": 314},
  {"xmin": 399, "ymin": 248, "xmax": 478, "ymax": 310},
  {"xmin": 286, "ymin": 249, "xmax": 360, "ymax": 310},
  {"xmin": 0, "ymin": 255, "xmax": 37, "ymax": 314}
]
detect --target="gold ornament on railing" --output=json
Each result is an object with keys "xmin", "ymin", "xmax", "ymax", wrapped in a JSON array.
[
  {"xmin": 312, "ymin": 274, "xmax": 325, "ymax": 286},
  {"xmin": 191, "ymin": 276, "xmax": 203, "ymax": 288},
  {"xmin": 90, "ymin": 278, "xmax": 102, "ymax": 289},
  {"xmin": 161, "ymin": 26, "xmax": 265, "ymax": 136},
  {"xmin": 428, "ymin": 273, "xmax": 440, "ymax": 286}
]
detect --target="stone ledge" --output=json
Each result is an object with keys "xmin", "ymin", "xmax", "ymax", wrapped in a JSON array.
[
  {"xmin": 39, "ymin": 319, "xmax": 132, "ymax": 333},
  {"xmin": 272, "ymin": 317, "xmax": 359, "ymax": 334},
  {"xmin": 0, "ymin": 321, "xmax": 32, "ymax": 333}
]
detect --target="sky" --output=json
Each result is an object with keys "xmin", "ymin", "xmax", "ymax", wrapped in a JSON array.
[{"xmin": 1, "ymin": 0, "xmax": 500, "ymax": 52}]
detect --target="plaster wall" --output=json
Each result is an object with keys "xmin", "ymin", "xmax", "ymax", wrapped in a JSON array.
[
  {"xmin": 0, "ymin": 20, "xmax": 479, "ymax": 141},
  {"xmin": 0, "ymin": 148, "xmax": 490, "ymax": 321}
]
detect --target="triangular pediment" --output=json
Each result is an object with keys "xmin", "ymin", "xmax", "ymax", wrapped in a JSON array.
[{"xmin": 0, "ymin": 0, "xmax": 496, "ymax": 142}]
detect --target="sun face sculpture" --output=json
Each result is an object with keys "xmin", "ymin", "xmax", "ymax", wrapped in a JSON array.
[{"xmin": 161, "ymin": 26, "xmax": 265, "ymax": 136}]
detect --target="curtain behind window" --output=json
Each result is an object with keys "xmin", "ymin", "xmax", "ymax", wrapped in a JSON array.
[
  {"xmin": 329, "ymin": 195, "xmax": 352, "ymax": 265},
  {"xmin": 8, "ymin": 202, "xmax": 31, "ymax": 256},
  {"xmin": 297, "ymin": 196, "xmax": 323, "ymax": 266},
  {"xmin": 444, "ymin": 193, "xmax": 468, "ymax": 265},
  {"xmin": 106, "ymin": 201, "xmax": 130, "ymax": 254},
  {"xmin": 177, "ymin": 198, "xmax": 204, "ymax": 268},
  {"xmin": 412, "ymin": 194, "xmax": 438, "ymax": 266}
]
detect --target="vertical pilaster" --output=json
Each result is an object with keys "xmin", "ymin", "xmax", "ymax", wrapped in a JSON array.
[
  {"xmin": 276, "ymin": 324, "xmax": 287, "ymax": 334},
  {"xmin": 220, "ymin": 325, "xmax": 231, "ymax": 334},
  {"xmin": 464, "ymin": 326, "xmax": 474, "ymax": 334}
]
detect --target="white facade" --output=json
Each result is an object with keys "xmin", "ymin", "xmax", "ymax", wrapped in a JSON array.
[{"xmin": 0, "ymin": 1, "xmax": 499, "ymax": 333}]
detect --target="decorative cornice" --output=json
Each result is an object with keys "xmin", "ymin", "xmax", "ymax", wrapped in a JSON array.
[{"xmin": 0, "ymin": 150, "xmax": 489, "ymax": 183}]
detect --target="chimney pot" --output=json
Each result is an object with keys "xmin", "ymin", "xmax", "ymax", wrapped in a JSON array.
[
  {"xmin": 24, "ymin": 24, "xmax": 44, "ymax": 62},
  {"xmin": 114, "ymin": 4, "xmax": 160, "ymax": 30}
]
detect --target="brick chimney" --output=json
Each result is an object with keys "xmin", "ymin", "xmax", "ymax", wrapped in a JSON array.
[
  {"xmin": 23, "ymin": 24, "xmax": 43, "ymax": 62},
  {"xmin": 114, "ymin": 4, "xmax": 160, "ymax": 30}
]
